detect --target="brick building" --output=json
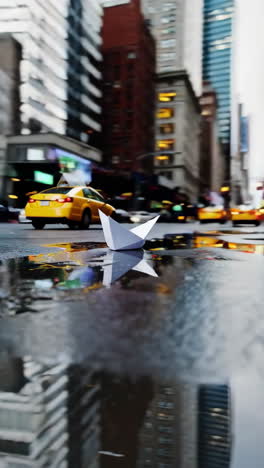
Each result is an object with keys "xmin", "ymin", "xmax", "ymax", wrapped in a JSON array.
[
  {"xmin": 200, "ymin": 82, "xmax": 226, "ymax": 192},
  {"xmin": 102, "ymin": 0, "xmax": 156, "ymax": 171}
]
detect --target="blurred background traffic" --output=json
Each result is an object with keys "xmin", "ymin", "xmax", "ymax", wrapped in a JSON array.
[{"xmin": 0, "ymin": 0, "xmax": 263, "ymax": 226}]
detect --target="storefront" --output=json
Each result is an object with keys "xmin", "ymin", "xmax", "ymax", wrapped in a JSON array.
[{"xmin": 3, "ymin": 133, "xmax": 102, "ymax": 207}]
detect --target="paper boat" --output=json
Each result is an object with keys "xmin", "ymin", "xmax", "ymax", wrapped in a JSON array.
[
  {"xmin": 102, "ymin": 250, "xmax": 158, "ymax": 287},
  {"xmin": 99, "ymin": 210, "xmax": 160, "ymax": 251}
]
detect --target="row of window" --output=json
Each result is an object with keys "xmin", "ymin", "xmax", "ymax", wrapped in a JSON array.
[
  {"xmin": 161, "ymin": 27, "xmax": 176, "ymax": 35},
  {"xmin": 157, "ymin": 138, "xmax": 175, "ymax": 151},
  {"xmin": 160, "ymin": 39, "xmax": 176, "ymax": 49},
  {"xmin": 159, "ymin": 53, "xmax": 175, "ymax": 62}
]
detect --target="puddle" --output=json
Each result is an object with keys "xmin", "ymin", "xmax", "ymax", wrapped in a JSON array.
[
  {"xmin": 0, "ymin": 354, "xmax": 236, "ymax": 468},
  {"xmin": 1, "ymin": 235, "xmax": 264, "ymax": 466},
  {"xmin": 1, "ymin": 233, "xmax": 263, "ymax": 317},
  {"xmin": 145, "ymin": 233, "xmax": 264, "ymax": 255}
]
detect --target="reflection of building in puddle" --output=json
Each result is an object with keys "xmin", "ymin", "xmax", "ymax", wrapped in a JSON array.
[
  {"xmin": 0, "ymin": 356, "xmax": 101, "ymax": 467},
  {"xmin": 198, "ymin": 384, "xmax": 232, "ymax": 468},
  {"xmin": 68, "ymin": 365, "xmax": 100, "ymax": 468},
  {"xmin": 137, "ymin": 382, "xmax": 197, "ymax": 468},
  {"xmin": 137, "ymin": 382, "xmax": 232, "ymax": 468},
  {"xmin": 100, "ymin": 375, "xmax": 154, "ymax": 468},
  {"xmin": 0, "ymin": 356, "xmax": 69, "ymax": 467}
]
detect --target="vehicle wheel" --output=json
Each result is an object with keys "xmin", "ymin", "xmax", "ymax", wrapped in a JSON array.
[
  {"xmin": 80, "ymin": 210, "xmax": 91, "ymax": 230},
  {"xmin": 110, "ymin": 211, "xmax": 120, "ymax": 222},
  {"xmin": 220, "ymin": 219, "xmax": 227, "ymax": 224},
  {"xmin": 255, "ymin": 221, "xmax": 260, "ymax": 227},
  {"xmin": 68, "ymin": 221, "xmax": 78, "ymax": 230},
  {"xmin": 200, "ymin": 220, "xmax": 205, "ymax": 224},
  {"xmin": 232, "ymin": 221, "xmax": 237, "ymax": 227},
  {"xmin": 32, "ymin": 220, "xmax": 45, "ymax": 230}
]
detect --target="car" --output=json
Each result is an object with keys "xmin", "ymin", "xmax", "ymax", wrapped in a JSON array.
[
  {"xmin": 25, "ymin": 186, "xmax": 116, "ymax": 229},
  {"xmin": 114, "ymin": 209, "xmax": 131, "ymax": 223},
  {"xmin": 130, "ymin": 211, "xmax": 159, "ymax": 223},
  {"xmin": 231, "ymin": 205, "xmax": 261, "ymax": 226},
  {"xmin": 19, "ymin": 208, "xmax": 31, "ymax": 223},
  {"xmin": 0, "ymin": 204, "xmax": 9, "ymax": 222},
  {"xmin": 198, "ymin": 205, "xmax": 228, "ymax": 224}
]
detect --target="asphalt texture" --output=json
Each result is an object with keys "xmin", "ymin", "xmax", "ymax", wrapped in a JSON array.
[{"xmin": 0, "ymin": 221, "xmax": 264, "ymax": 467}]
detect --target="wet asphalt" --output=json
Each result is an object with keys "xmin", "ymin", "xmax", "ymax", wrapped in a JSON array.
[{"xmin": 0, "ymin": 221, "xmax": 264, "ymax": 467}]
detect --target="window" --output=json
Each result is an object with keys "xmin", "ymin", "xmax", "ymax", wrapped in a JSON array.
[
  {"xmin": 161, "ymin": 15, "xmax": 176, "ymax": 24},
  {"xmin": 159, "ymin": 436, "xmax": 173, "ymax": 444},
  {"xmin": 112, "ymin": 155, "xmax": 120, "ymax": 164},
  {"xmin": 155, "ymin": 155, "xmax": 171, "ymax": 165},
  {"xmin": 159, "ymin": 123, "xmax": 174, "ymax": 134},
  {"xmin": 159, "ymin": 425, "xmax": 173, "ymax": 434},
  {"xmin": 162, "ymin": 2, "xmax": 176, "ymax": 11},
  {"xmin": 128, "ymin": 52, "xmax": 136, "ymax": 59},
  {"xmin": 114, "ymin": 65, "xmax": 120, "ymax": 80},
  {"xmin": 157, "ymin": 108, "xmax": 174, "ymax": 119},
  {"xmin": 159, "ymin": 53, "xmax": 175, "ymax": 62},
  {"xmin": 157, "ymin": 412, "xmax": 174, "ymax": 421},
  {"xmin": 159, "ymin": 92, "xmax": 176, "ymax": 102},
  {"xmin": 160, "ymin": 39, "xmax": 176, "ymax": 48},
  {"xmin": 157, "ymin": 139, "xmax": 174, "ymax": 150},
  {"xmin": 161, "ymin": 27, "xmax": 176, "ymax": 35},
  {"xmin": 42, "ymin": 187, "xmax": 71, "ymax": 194},
  {"xmin": 83, "ymin": 188, "xmax": 104, "ymax": 201},
  {"xmin": 158, "ymin": 401, "xmax": 174, "ymax": 409}
]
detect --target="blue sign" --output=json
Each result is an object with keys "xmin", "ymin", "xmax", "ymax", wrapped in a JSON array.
[{"xmin": 240, "ymin": 116, "xmax": 249, "ymax": 153}]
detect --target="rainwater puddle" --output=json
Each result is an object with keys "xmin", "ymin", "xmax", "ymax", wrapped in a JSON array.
[{"xmin": 0, "ymin": 235, "xmax": 264, "ymax": 467}]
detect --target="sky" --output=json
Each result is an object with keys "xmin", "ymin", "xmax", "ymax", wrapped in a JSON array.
[{"xmin": 232, "ymin": 0, "xmax": 264, "ymax": 191}]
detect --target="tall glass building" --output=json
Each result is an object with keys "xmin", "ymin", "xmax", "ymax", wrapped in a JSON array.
[
  {"xmin": 198, "ymin": 384, "xmax": 232, "ymax": 467},
  {"xmin": 203, "ymin": 0, "xmax": 234, "ymax": 148}
]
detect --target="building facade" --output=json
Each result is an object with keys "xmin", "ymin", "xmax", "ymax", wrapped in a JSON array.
[
  {"xmin": 137, "ymin": 381, "xmax": 197, "ymax": 468},
  {"xmin": 102, "ymin": 0, "xmax": 156, "ymax": 171},
  {"xmin": 0, "ymin": 0, "xmax": 102, "ymax": 141},
  {"xmin": 141, "ymin": 0, "xmax": 203, "ymax": 199},
  {"xmin": 0, "ymin": 357, "xmax": 69, "ymax": 467},
  {"xmin": 0, "ymin": 35, "xmax": 22, "ymax": 195},
  {"xmin": 203, "ymin": 0, "xmax": 234, "ymax": 151},
  {"xmin": 155, "ymin": 71, "xmax": 201, "ymax": 200},
  {"xmin": 200, "ymin": 82, "xmax": 226, "ymax": 192},
  {"xmin": 142, "ymin": 0, "xmax": 203, "ymax": 97}
]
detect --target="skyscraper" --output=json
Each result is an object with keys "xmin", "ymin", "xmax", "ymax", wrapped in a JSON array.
[
  {"xmin": 203, "ymin": 0, "xmax": 234, "ymax": 151},
  {"xmin": 198, "ymin": 384, "xmax": 232, "ymax": 467},
  {"xmin": 67, "ymin": 0, "xmax": 103, "ymax": 144},
  {"xmin": 141, "ymin": 0, "xmax": 203, "ymax": 200},
  {"xmin": 0, "ymin": 0, "xmax": 103, "ymax": 142},
  {"xmin": 0, "ymin": 34, "xmax": 21, "ymax": 194}
]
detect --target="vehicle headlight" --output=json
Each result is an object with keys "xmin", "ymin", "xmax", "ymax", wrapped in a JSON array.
[{"xmin": 131, "ymin": 216, "xmax": 141, "ymax": 223}]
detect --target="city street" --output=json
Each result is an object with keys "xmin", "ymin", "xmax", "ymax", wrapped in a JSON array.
[{"xmin": 0, "ymin": 221, "xmax": 264, "ymax": 466}]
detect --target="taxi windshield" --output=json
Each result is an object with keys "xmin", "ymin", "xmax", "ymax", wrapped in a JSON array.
[{"xmin": 40, "ymin": 188, "xmax": 73, "ymax": 194}]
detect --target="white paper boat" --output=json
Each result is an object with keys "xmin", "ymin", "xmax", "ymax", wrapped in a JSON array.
[
  {"xmin": 102, "ymin": 250, "xmax": 158, "ymax": 287},
  {"xmin": 99, "ymin": 210, "xmax": 160, "ymax": 251}
]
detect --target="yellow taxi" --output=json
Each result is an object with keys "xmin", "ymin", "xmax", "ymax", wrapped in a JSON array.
[
  {"xmin": 25, "ymin": 186, "xmax": 115, "ymax": 229},
  {"xmin": 231, "ymin": 205, "xmax": 261, "ymax": 227},
  {"xmin": 198, "ymin": 205, "xmax": 228, "ymax": 224}
]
